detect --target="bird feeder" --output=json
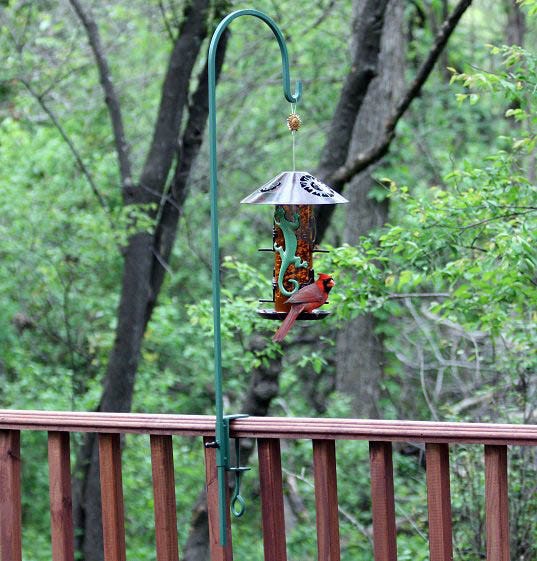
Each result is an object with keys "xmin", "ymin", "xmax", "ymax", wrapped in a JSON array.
[{"xmin": 241, "ymin": 170, "xmax": 348, "ymax": 319}]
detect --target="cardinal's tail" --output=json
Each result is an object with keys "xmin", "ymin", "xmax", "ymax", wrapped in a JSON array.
[{"xmin": 272, "ymin": 305, "xmax": 304, "ymax": 342}]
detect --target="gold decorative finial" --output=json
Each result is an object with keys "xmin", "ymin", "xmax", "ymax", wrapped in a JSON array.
[{"xmin": 287, "ymin": 113, "xmax": 302, "ymax": 132}]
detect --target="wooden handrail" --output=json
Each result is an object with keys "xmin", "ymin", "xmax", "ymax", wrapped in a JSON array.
[
  {"xmin": 0, "ymin": 411, "xmax": 522, "ymax": 561},
  {"xmin": 1, "ymin": 410, "xmax": 536, "ymax": 444}
]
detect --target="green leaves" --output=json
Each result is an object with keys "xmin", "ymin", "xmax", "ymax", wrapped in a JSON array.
[{"xmin": 518, "ymin": 0, "xmax": 537, "ymax": 16}]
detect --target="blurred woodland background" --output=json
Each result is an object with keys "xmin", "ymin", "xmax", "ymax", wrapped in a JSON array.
[{"xmin": 1, "ymin": 0, "xmax": 537, "ymax": 559}]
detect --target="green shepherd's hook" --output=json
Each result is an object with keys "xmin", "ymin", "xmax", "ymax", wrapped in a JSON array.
[{"xmin": 208, "ymin": 9, "xmax": 301, "ymax": 546}]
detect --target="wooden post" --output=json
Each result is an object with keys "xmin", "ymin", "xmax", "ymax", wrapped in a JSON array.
[
  {"xmin": 204, "ymin": 437, "xmax": 233, "ymax": 561},
  {"xmin": 426, "ymin": 443, "xmax": 453, "ymax": 561},
  {"xmin": 151, "ymin": 435, "xmax": 179, "ymax": 561},
  {"xmin": 48, "ymin": 432, "xmax": 75, "ymax": 561},
  {"xmin": 0, "ymin": 430, "xmax": 22, "ymax": 561},
  {"xmin": 369, "ymin": 441, "xmax": 397, "ymax": 561},
  {"xmin": 485, "ymin": 445, "xmax": 510, "ymax": 561},
  {"xmin": 313, "ymin": 439, "xmax": 340, "ymax": 561},
  {"xmin": 258, "ymin": 438, "xmax": 287, "ymax": 561},
  {"xmin": 99, "ymin": 433, "xmax": 126, "ymax": 561}
]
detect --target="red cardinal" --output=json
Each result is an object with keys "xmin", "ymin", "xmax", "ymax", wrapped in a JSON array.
[{"xmin": 272, "ymin": 273, "xmax": 335, "ymax": 342}]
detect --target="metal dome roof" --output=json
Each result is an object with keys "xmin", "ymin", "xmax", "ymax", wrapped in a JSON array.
[{"xmin": 240, "ymin": 171, "xmax": 349, "ymax": 205}]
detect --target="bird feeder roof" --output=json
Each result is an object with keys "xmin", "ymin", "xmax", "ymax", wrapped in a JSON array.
[{"xmin": 240, "ymin": 171, "xmax": 349, "ymax": 205}]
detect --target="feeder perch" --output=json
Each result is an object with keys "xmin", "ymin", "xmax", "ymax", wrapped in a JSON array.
[{"xmin": 241, "ymin": 171, "xmax": 348, "ymax": 319}]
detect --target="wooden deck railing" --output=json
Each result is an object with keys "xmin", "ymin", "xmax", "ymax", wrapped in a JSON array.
[{"xmin": 1, "ymin": 410, "xmax": 534, "ymax": 561}]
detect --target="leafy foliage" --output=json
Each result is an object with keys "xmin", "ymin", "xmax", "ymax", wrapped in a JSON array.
[{"xmin": 1, "ymin": 1, "xmax": 537, "ymax": 559}]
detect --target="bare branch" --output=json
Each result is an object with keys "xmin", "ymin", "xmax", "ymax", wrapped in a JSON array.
[
  {"xmin": 418, "ymin": 344, "xmax": 440, "ymax": 420},
  {"xmin": 388, "ymin": 292, "xmax": 450, "ymax": 299},
  {"xmin": 458, "ymin": 209, "xmax": 536, "ymax": 231},
  {"xmin": 20, "ymin": 79, "xmax": 109, "ymax": 212},
  {"xmin": 158, "ymin": 0, "xmax": 176, "ymax": 42},
  {"xmin": 280, "ymin": 467, "xmax": 373, "ymax": 545},
  {"xmin": 317, "ymin": 0, "xmax": 390, "ymax": 179},
  {"xmin": 67, "ymin": 0, "xmax": 132, "ymax": 189},
  {"xmin": 39, "ymin": 62, "xmax": 93, "ymax": 99},
  {"xmin": 308, "ymin": 0, "xmax": 338, "ymax": 32},
  {"xmin": 329, "ymin": 0, "xmax": 473, "ymax": 186}
]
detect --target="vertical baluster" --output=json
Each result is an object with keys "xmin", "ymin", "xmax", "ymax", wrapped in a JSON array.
[
  {"xmin": 369, "ymin": 441, "xmax": 397, "ymax": 561},
  {"xmin": 258, "ymin": 438, "xmax": 287, "ymax": 561},
  {"xmin": 313, "ymin": 439, "xmax": 340, "ymax": 561},
  {"xmin": 99, "ymin": 433, "xmax": 126, "ymax": 561},
  {"xmin": 426, "ymin": 443, "xmax": 453, "ymax": 561},
  {"xmin": 204, "ymin": 437, "xmax": 233, "ymax": 561},
  {"xmin": 0, "ymin": 430, "xmax": 22, "ymax": 561},
  {"xmin": 48, "ymin": 432, "xmax": 75, "ymax": 561},
  {"xmin": 150, "ymin": 435, "xmax": 179, "ymax": 561},
  {"xmin": 485, "ymin": 445, "xmax": 510, "ymax": 561}
]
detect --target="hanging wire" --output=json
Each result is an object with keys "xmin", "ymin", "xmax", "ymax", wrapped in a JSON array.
[
  {"xmin": 292, "ymin": 131, "xmax": 296, "ymax": 171},
  {"xmin": 290, "ymin": 102, "xmax": 297, "ymax": 171}
]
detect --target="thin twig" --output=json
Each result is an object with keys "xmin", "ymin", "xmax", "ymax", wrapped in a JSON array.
[
  {"xmin": 67, "ymin": 0, "xmax": 132, "ymax": 189},
  {"xmin": 418, "ymin": 345, "xmax": 439, "ymax": 420},
  {"xmin": 404, "ymin": 299, "xmax": 446, "ymax": 369},
  {"xmin": 388, "ymin": 292, "xmax": 450, "ymax": 299},
  {"xmin": 395, "ymin": 502, "xmax": 429, "ymax": 542},
  {"xmin": 139, "ymin": 182, "xmax": 182, "ymax": 212},
  {"xmin": 458, "ymin": 209, "xmax": 536, "ymax": 231},
  {"xmin": 39, "ymin": 62, "xmax": 93, "ymax": 99},
  {"xmin": 151, "ymin": 248, "xmax": 173, "ymax": 275},
  {"xmin": 281, "ymin": 467, "xmax": 373, "ymax": 546},
  {"xmin": 304, "ymin": 0, "xmax": 338, "ymax": 33},
  {"xmin": 158, "ymin": 0, "xmax": 176, "ymax": 42},
  {"xmin": 20, "ymin": 79, "xmax": 109, "ymax": 212}
]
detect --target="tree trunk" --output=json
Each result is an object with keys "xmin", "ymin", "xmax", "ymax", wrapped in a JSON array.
[
  {"xmin": 71, "ymin": 2, "xmax": 221, "ymax": 559},
  {"xmin": 315, "ymin": 0, "xmax": 390, "ymax": 242},
  {"xmin": 315, "ymin": 0, "xmax": 473, "ymax": 242},
  {"xmin": 505, "ymin": 0, "xmax": 525, "ymax": 47},
  {"xmin": 335, "ymin": 0, "xmax": 406, "ymax": 418}
]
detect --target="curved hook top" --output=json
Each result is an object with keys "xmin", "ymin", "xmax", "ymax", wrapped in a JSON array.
[{"xmin": 208, "ymin": 9, "xmax": 302, "ymax": 104}]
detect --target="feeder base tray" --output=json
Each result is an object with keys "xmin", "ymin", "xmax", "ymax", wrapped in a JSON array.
[{"xmin": 257, "ymin": 309, "xmax": 330, "ymax": 321}]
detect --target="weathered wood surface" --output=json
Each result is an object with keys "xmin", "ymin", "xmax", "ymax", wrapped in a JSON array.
[
  {"xmin": 369, "ymin": 441, "xmax": 397, "ymax": 561},
  {"xmin": 0, "ymin": 430, "xmax": 22, "ymax": 561},
  {"xmin": 313, "ymin": 439, "xmax": 341, "ymax": 561},
  {"xmin": 1, "ymin": 410, "xmax": 537, "ymax": 445},
  {"xmin": 99, "ymin": 433, "xmax": 127, "ymax": 561},
  {"xmin": 204, "ymin": 436, "xmax": 233, "ymax": 561},
  {"xmin": 0, "ymin": 414, "xmax": 526, "ymax": 561},
  {"xmin": 258, "ymin": 438, "xmax": 287, "ymax": 561},
  {"xmin": 150, "ymin": 435, "xmax": 179, "ymax": 561},
  {"xmin": 485, "ymin": 445, "xmax": 510, "ymax": 561},
  {"xmin": 48, "ymin": 432, "xmax": 75, "ymax": 561},
  {"xmin": 426, "ymin": 443, "xmax": 453, "ymax": 561}
]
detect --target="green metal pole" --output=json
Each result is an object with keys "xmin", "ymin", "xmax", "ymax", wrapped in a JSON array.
[{"xmin": 207, "ymin": 9, "xmax": 301, "ymax": 546}]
